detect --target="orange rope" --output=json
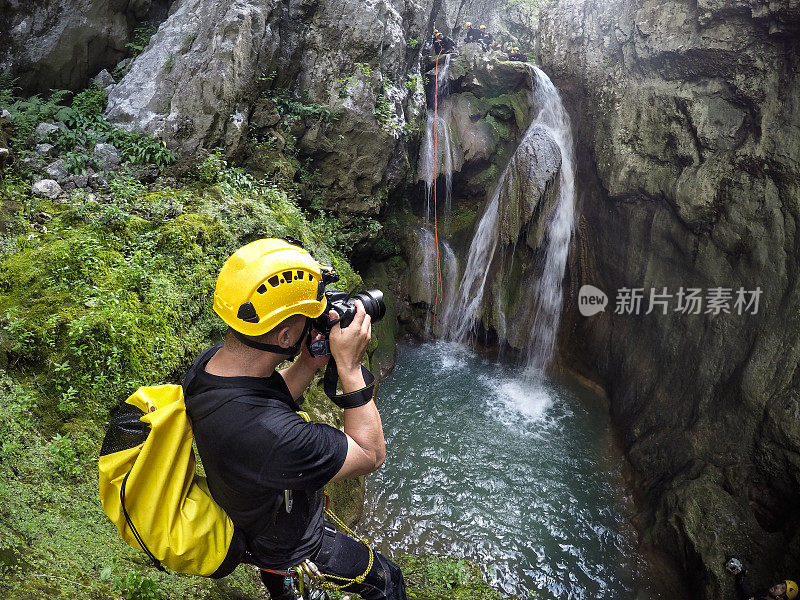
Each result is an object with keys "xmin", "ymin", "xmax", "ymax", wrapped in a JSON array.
[{"xmin": 431, "ymin": 49, "xmax": 444, "ymax": 334}]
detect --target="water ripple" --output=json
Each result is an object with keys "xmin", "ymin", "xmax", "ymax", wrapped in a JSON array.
[{"xmin": 360, "ymin": 343, "xmax": 639, "ymax": 599}]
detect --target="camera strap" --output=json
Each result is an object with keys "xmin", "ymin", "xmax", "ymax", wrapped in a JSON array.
[{"xmin": 323, "ymin": 359, "xmax": 375, "ymax": 408}]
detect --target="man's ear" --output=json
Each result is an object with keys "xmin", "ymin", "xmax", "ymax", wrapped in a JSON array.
[{"xmin": 276, "ymin": 325, "xmax": 294, "ymax": 349}]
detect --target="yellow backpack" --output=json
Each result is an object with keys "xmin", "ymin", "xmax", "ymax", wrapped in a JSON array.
[{"xmin": 98, "ymin": 384, "xmax": 245, "ymax": 577}]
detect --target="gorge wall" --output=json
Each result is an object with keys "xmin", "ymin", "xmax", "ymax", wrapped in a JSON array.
[
  {"xmin": 104, "ymin": 0, "xmax": 436, "ymax": 236},
  {"xmin": 536, "ymin": 0, "xmax": 800, "ymax": 596}
]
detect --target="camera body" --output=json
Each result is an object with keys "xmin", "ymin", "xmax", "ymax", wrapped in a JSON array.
[{"xmin": 308, "ymin": 289, "xmax": 386, "ymax": 357}]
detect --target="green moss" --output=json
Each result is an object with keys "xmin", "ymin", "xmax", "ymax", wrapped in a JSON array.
[
  {"xmin": 0, "ymin": 175, "xmax": 365, "ymax": 600},
  {"xmin": 0, "ymin": 373, "xmax": 265, "ymax": 600},
  {"xmin": 449, "ymin": 206, "xmax": 478, "ymax": 238},
  {"xmin": 397, "ymin": 555, "xmax": 515, "ymax": 600},
  {"xmin": 468, "ymin": 164, "xmax": 499, "ymax": 195}
]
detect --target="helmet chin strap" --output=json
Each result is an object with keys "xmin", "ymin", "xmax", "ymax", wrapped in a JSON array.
[{"xmin": 233, "ymin": 319, "xmax": 311, "ymax": 357}]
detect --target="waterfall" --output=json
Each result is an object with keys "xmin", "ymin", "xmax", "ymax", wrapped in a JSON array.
[
  {"xmin": 419, "ymin": 54, "xmax": 455, "ymax": 223},
  {"xmin": 523, "ymin": 66, "xmax": 576, "ymax": 371},
  {"xmin": 441, "ymin": 65, "xmax": 576, "ymax": 372},
  {"xmin": 417, "ymin": 54, "xmax": 458, "ymax": 335},
  {"xmin": 418, "ymin": 227, "xmax": 459, "ymax": 335}
]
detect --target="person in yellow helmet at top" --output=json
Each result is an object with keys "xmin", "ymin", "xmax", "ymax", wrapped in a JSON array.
[
  {"xmin": 726, "ymin": 557, "xmax": 798, "ymax": 600},
  {"xmin": 182, "ymin": 237, "xmax": 406, "ymax": 600},
  {"xmin": 433, "ymin": 31, "xmax": 456, "ymax": 54},
  {"xmin": 464, "ymin": 21, "xmax": 480, "ymax": 43},
  {"xmin": 479, "ymin": 25, "xmax": 494, "ymax": 51},
  {"xmin": 508, "ymin": 46, "xmax": 528, "ymax": 62}
]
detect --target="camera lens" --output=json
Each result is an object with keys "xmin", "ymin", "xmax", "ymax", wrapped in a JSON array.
[{"xmin": 351, "ymin": 289, "xmax": 386, "ymax": 324}]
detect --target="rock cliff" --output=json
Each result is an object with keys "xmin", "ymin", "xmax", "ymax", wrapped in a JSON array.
[
  {"xmin": 0, "ymin": 0, "xmax": 172, "ymax": 92},
  {"xmin": 105, "ymin": 0, "xmax": 436, "ymax": 227},
  {"xmin": 537, "ymin": 0, "xmax": 800, "ymax": 596}
]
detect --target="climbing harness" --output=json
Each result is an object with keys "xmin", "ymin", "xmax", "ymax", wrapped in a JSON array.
[
  {"xmin": 264, "ymin": 501, "xmax": 374, "ymax": 598},
  {"xmin": 431, "ymin": 49, "xmax": 444, "ymax": 333}
]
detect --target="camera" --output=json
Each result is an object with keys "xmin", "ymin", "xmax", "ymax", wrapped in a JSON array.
[{"xmin": 308, "ymin": 288, "xmax": 386, "ymax": 357}]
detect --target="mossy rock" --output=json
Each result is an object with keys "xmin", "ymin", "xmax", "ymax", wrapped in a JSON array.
[{"xmin": 396, "ymin": 554, "xmax": 516, "ymax": 600}]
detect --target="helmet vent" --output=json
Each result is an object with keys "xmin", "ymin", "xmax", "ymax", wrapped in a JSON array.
[
  {"xmin": 257, "ymin": 284, "xmax": 267, "ymax": 294},
  {"xmin": 283, "ymin": 271, "xmax": 293, "ymax": 282},
  {"xmin": 268, "ymin": 276, "xmax": 280, "ymax": 287},
  {"xmin": 237, "ymin": 302, "xmax": 260, "ymax": 323}
]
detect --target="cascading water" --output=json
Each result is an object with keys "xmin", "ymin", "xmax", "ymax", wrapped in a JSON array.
[
  {"xmin": 416, "ymin": 54, "xmax": 459, "ymax": 333},
  {"xmin": 418, "ymin": 227, "xmax": 459, "ymax": 334},
  {"xmin": 523, "ymin": 66, "xmax": 576, "ymax": 371},
  {"xmin": 373, "ymin": 62, "xmax": 650, "ymax": 599},
  {"xmin": 441, "ymin": 65, "xmax": 576, "ymax": 372}
]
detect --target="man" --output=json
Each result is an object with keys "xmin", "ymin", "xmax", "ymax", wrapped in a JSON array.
[
  {"xmin": 479, "ymin": 25, "xmax": 493, "ymax": 51},
  {"xmin": 464, "ymin": 21, "xmax": 479, "ymax": 43},
  {"xmin": 433, "ymin": 32, "xmax": 456, "ymax": 55},
  {"xmin": 727, "ymin": 558, "xmax": 798, "ymax": 600},
  {"xmin": 508, "ymin": 47, "xmax": 527, "ymax": 62},
  {"xmin": 183, "ymin": 238, "xmax": 406, "ymax": 600}
]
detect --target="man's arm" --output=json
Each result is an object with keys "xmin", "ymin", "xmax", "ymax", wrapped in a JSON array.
[
  {"xmin": 326, "ymin": 303, "xmax": 386, "ymax": 481},
  {"xmin": 279, "ymin": 332, "xmax": 329, "ymax": 400}
]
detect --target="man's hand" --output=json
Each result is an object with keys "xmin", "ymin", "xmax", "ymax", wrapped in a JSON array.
[
  {"xmin": 279, "ymin": 330, "xmax": 329, "ymax": 400},
  {"xmin": 296, "ymin": 330, "xmax": 330, "ymax": 372},
  {"xmin": 328, "ymin": 301, "xmax": 371, "ymax": 393},
  {"xmin": 327, "ymin": 300, "xmax": 384, "ymax": 482}
]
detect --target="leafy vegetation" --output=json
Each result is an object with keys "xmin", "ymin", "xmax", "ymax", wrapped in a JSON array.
[
  {"xmin": 0, "ymin": 82, "xmax": 174, "ymax": 168},
  {"xmin": 374, "ymin": 87, "xmax": 401, "ymax": 134},
  {"xmin": 270, "ymin": 91, "xmax": 338, "ymax": 125},
  {"xmin": 0, "ymin": 157, "xmax": 364, "ymax": 599},
  {"xmin": 405, "ymin": 74, "xmax": 422, "ymax": 93},
  {"xmin": 407, "ymin": 38, "xmax": 419, "ymax": 49},
  {"xmin": 353, "ymin": 62, "xmax": 373, "ymax": 79},
  {"xmin": 126, "ymin": 25, "xmax": 158, "ymax": 57}
]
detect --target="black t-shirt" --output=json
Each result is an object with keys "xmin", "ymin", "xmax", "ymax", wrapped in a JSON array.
[{"xmin": 183, "ymin": 344, "xmax": 348, "ymax": 569}]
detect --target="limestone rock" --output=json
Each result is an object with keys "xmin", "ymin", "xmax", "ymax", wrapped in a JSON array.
[
  {"xmin": 93, "ymin": 142, "xmax": 120, "ymax": 170},
  {"xmin": 35, "ymin": 122, "xmax": 60, "ymax": 140},
  {"xmin": 36, "ymin": 143, "xmax": 56, "ymax": 157},
  {"xmin": 537, "ymin": 0, "xmax": 800, "ymax": 595},
  {"xmin": 93, "ymin": 69, "xmax": 116, "ymax": 89},
  {"xmin": 32, "ymin": 179, "xmax": 62, "ymax": 199},
  {"xmin": 0, "ymin": 1, "xmax": 134, "ymax": 91},
  {"xmin": 45, "ymin": 160, "xmax": 68, "ymax": 181},
  {"xmin": 106, "ymin": 0, "xmax": 431, "ymax": 219},
  {"xmin": 496, "ymin": 125, "xmax": 561, "ymax": 248}
]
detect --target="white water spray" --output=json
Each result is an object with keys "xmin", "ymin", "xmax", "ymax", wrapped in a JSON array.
[
  {"xmin": 523, "ymin": 66, "xmax": 576, "ymax": 371},
  {"xmin": 417, "ymin": 54, "xmax": 460, "ymax": 335},
  {"xmin": 441, "ymin": 65, "xmax": 576, "ymax": 373},
  {"xmin": 419, "ymin": 54, "xmax": 455, "ymax": 222}
]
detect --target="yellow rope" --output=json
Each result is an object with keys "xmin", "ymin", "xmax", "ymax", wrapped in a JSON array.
[{"xmin": 315, "ymin": 506, "xmax": 374, "ymax": 591}]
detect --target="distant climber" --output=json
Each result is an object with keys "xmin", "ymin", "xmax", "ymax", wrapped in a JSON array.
[
  {"xmin": 479, "ymin": 26, "xmax": 494, "ymax": 51},
  {"xmin": 726, "ymin": 557, "xmax": 798, "ymax": 600},
  {"xmin": 508, "ymin": 47, "xmax": 527, "ymax": 62},
  {"xmin": 464, "ymin": 22, "xmax": 480, "ymax": 44},
  {"xmin": 433, "ymin": 32, "xmax": 456, "ymax": 55}
]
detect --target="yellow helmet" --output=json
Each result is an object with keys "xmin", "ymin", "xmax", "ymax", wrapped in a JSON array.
[
  {"xmin": 787, "ymin": 581, "xmax": 798, "ymax": 600},
  {"xmin": 465, "ymin": 21, "xmax": 472, "ymax": 27},
  {"xmin": 214, "ymin": 238, "xmax": 328, "ymax": 337},
  {"xmin": 480, "ymin": 24, "xmax": 486, "ymax": 30},
  {"xmin": 512, "ymin": 47, "xmax": 519, "ymax": 53}
]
